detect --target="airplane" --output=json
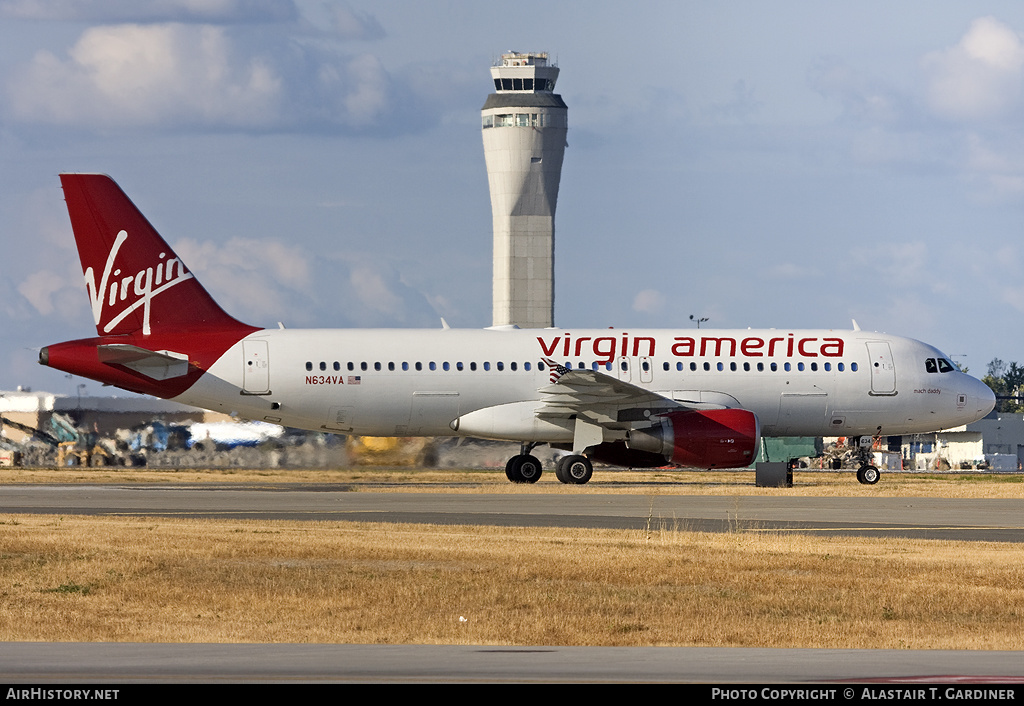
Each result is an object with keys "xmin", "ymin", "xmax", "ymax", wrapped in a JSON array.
[{"xmin": 39, "ymin": 174, "xmax": 996, "ymax": 485}]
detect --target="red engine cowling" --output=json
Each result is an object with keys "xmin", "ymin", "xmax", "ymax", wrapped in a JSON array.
[{"xmin": 625, "ymin": 409, "xmax": 760, "ymax": 468}]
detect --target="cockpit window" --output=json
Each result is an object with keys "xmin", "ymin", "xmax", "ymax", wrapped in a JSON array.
[{"xmin": 927, "ymin": 357, "xmax": 956, "ymax": 373}]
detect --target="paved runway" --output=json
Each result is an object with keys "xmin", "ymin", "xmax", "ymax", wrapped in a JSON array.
[
  {"xmin": 2, "ymin": 483, "xmax": 1024, "ymax": 541},
  {"xmin": 1, "ymin": 643, "xmax": 1023, "ymax": 683}
]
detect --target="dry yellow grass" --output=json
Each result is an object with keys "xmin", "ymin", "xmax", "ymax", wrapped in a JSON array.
[{"xmin": 1, "ymin": 513, "xmax": 1022, "ymax": 648}]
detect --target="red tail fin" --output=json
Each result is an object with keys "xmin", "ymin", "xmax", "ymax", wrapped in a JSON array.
[{"xmin": 60, "ymin": 173, "xmax": 253, "ymax": 336}]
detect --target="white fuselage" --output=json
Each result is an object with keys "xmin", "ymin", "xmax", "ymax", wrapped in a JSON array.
[{"xmin": 176, "ymin": 327, "xmax": 995, "ymax": 443}]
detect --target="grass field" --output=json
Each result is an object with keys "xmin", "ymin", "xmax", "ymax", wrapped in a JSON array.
[{"xmin": 1, "ymin": 468, "xmax": 1022, "ymax": 647}]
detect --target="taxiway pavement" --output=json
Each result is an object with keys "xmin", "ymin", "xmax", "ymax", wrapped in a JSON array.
[
  {"xmin": 2, "ymin": 643, "xmax": 1023, "ymax": 683},
  {"xmin": 2, "ymin": 483, "xmax": 1023, "ymax": 541}
]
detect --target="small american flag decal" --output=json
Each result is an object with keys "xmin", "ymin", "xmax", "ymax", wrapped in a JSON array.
[{"xmin": 543, "ymin": 358, "xmax": 569, "ymax": 384}]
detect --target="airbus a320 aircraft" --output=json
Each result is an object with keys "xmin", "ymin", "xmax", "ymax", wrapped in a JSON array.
[{"xmin": 40, "ymin": 174, "xmax": 996, "ymax": 485}]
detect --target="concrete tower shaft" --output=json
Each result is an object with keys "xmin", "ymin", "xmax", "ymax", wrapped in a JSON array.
[{"xmin": 482, "ymin": 51, "xmax": 567, "ymax": 329}]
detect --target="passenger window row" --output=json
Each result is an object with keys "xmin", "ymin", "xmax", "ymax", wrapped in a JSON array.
[
  {"xmin": 662, "ymin": 361, "xmax": 859, "ymax": 373},
  {"xmin": 305, "ymin": 361, "xmax": 536, "ymax": 372},
  {"xmin": 303, "ymin": 360, "xmax": 860, "ymax": 373}
]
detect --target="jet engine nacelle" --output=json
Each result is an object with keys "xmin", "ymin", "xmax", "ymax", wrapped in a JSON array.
[{"xmin": 626, "ymin": 409, "xmax": 760, "ymax": 469}]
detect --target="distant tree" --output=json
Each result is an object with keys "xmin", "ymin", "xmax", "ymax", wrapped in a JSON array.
[
  {"xmin": 982, "ymin": 358, "xmax": 1024, "ymax": 413},
  {"xmin": 1006, "ymin": 362, "xmax": 1024, "ymax": 397}
]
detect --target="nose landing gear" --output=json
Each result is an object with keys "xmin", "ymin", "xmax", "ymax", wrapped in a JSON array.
[
  {"xmin": 856, "ymin": 464, "xmax": 880, "ymax": 484},
  {"xmin": 849, "ymin": 428, "xmax": 883, "ymax": 485}
]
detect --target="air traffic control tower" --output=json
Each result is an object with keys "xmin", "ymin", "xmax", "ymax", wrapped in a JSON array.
[{"xmin": 482, "ymin": 51, "xmax": 567, "ymax": 329}]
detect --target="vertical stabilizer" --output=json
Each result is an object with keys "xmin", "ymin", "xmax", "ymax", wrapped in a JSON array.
[{"xmin": 60, "ymin": 173, "xmax": 253, "ymax": 337}]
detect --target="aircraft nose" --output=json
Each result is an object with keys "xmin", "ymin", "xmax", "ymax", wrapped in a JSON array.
[{"xmin": 972, "ymin": 376, "xmax": 996, "ymax": 419}]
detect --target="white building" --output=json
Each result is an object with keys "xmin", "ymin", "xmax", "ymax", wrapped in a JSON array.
[
  {"xmin": 482, "ymin": 51, "xmax": 568, "ymax": 329},
  {"xmin": 0, "ymin": 388, "xmax": 224, "ymax": 444},
  {"xmin": 901, "ymin": 412, "xmax": 1024, "ymax": 470}
]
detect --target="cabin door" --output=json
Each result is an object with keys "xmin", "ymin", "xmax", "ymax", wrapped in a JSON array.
[
  {"xmin": 242, "ymin": 340, "xmax": 270, "ymax": 395},
  {"xmin": 866, "ymin": 341, "xmax": 896, "ymax": 396}
]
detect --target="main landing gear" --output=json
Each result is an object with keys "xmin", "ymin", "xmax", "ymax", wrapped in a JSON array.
[
  {"xmin": 505, "ymin": 452, "xmax": 543, "ymax": 484},
  {"xmin": 505, "ymin": 445, "xmax": 594, "ymax": 485},
  {"xmin": 555, "ymin": 454, "xmax": 593, "ymax": 485}
]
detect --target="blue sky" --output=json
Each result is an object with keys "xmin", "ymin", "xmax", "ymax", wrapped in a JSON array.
[{"xmin": 2, "ymin": 1, "xmax": 1024, "ymax": 396}]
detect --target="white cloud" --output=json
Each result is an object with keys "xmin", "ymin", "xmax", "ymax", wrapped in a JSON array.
[
  {"xmin": 632, "ymin": 289, "xmax": 665, "ymax": 314},
  {"xmin": 9, "ymin": 24, "xmax": 282, "ymax": 128},
  {"xmin": 808, "ymin": 56, "xmax": 906, "ymax": 126},
  {"xmin": 11, "ymin": 187, "xmax": 89, "ymax": 322},
  {"xmin": 333, "ymin": 256, "xmax": 441, "ymax": 327},
  {"xmin": 876, "ymin": 241, "xmax": 928, "ymax": 281},
  {"xmin": 0, "ymin": 0, "xmax": 297, "ymax": 23},
  {"xmin": 4, "ymin": 21, "xmax": 411, "ymax": 133},
  {"xmin": 923, "ymin": 16, "xmax": 1024, "ymax": 123},
  {"xmin": 885, "ymin": 291, "xmax": 939, "ymax": 333},
  {"xmin": 848, "ymin": 240, "xmax": 954, "ymax": 298},
  {"xmin": 168, "ymin": 238, "xmax": 440, "ymax": 328},
  {"xmin": 708, "ymin": 79, "xmax": 762, "ymax": 124},
  {"xmin": 15, "ymin": 263, "xmax": 89, "ymax": 323},
  {"xmin": 17, "ymin": 270, "xmax": 66, "ymax": 317},
  {"xmin": 983, "ymin": 173, "xmax": 1024, "ymax": 200},
  {"xmin": 348, "ymin": 263, "xmax": 406, "ymax": 318},
  {"xmin": 960, "ymin": 132, "xmax": 1024, "ymax": 201},
  {"xmin": 766, "ymin": 262, "xmax": 806, "ymax": 279},
  {"xmin": 331, "ymin": 4, "xmax": 385, "ymax": 40},
  {"xmin": 172, "ymin": 236, "xmax": 312, "ymax": 322},
  {"xmin": 341, "ymin": 54, "xmax": 390, "ymax": 126},
  {"xmin": 1000, "ymin": 285, "xmax": 1024, "ymax": 315},
  {"xmin": 966, "ymin": 133, "xmax": 1013, "ymax": 174}
]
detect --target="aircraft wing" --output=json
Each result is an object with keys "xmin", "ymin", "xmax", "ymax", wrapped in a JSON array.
[
  {"xmin": 537, "ymin": 365, "xmax": 685, "ymax": 427},
  {"xmin": 533, "ymin": 364, "xmax": 759, "ymax": 465}
]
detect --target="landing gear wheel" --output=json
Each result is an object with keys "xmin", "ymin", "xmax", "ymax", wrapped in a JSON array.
[
  {"xmin": 505, "ymin": 456, "xmax": 518, "ymax": 482},
  {"xmin": 557, "ymin": 454, "xmax": 593, "ymax": 485},
  {"xmin": 505, "ymin": 454, "xmax": 542, "ymax": 484},
  {"xmin": 555, "ymin": 456, "xmax": 569, "ymax": 483},
  {"xmin": 518, "ymin": 454, "xmax": 542, "ymax": 483},
  {"xmin": 857, "ymin": 465, "xmax": 880, "ymax": 485}
]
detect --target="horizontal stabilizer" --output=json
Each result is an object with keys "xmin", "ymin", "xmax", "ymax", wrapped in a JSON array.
[{"xmin": 97, "ymin": 344, "xmax": 191, "ymax": 381}]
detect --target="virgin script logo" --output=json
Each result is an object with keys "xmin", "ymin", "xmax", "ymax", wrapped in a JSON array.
[{"xmin": 84, "ymin": 230, "xmax": 194, "ymax": 335}]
